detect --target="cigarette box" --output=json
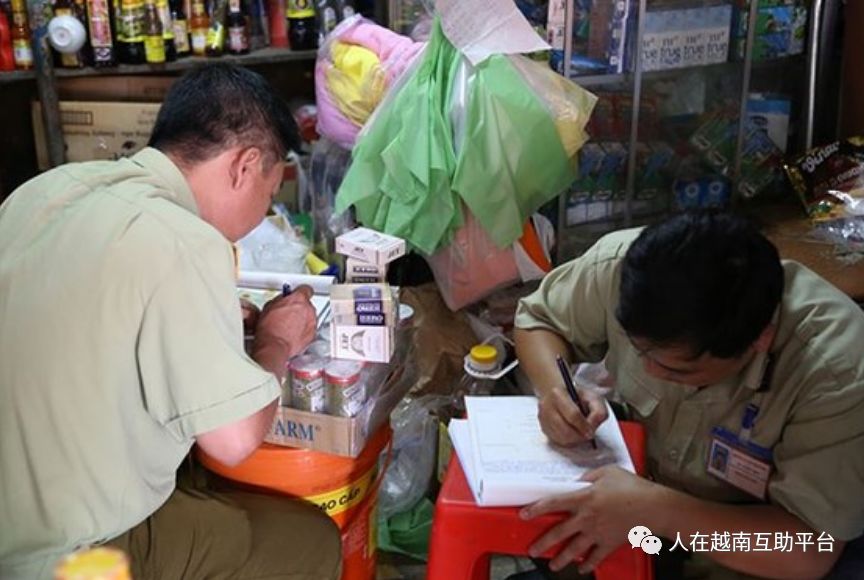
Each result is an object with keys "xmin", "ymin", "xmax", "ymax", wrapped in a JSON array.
[
  {"xmin": 335, "ymin": 228, "xmax": 406, "ymax": 267},
  {"xmin": 344, "ymin": 257, "xmax": 388, "ymax": 283},
  {"xmin": 330, "ymin": 324, "xmax": 395, "ymax": 363},
  {"xmin": 329, "ymin": 283, "xmax": 397, "ymax": 317}
]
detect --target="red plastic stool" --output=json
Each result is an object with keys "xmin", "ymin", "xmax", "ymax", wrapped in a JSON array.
[{"xmin": 428, "ymin": 421, "xmax": 653, "ymax": 580}]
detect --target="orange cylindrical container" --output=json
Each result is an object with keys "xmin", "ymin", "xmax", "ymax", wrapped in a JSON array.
[{"xmin": 198, "ymin": 426, "xmax": 391, "ymax": 580}]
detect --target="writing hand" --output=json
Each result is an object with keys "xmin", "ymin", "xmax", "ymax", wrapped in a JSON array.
[{"xmin": 538, "ymin": 387, "xmax": 608, "ymax": 446}]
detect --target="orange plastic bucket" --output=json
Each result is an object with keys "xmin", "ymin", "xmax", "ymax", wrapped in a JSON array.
[{"xmin": 198, "ymin": 426, "xmax": 392, "ymax": 580}]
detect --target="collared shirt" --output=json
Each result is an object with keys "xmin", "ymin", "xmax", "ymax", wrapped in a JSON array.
[
  {"xmin": 515, "ymin": 227, "xmax": 864, "ymax": 543},
  {"xmin": 0, "ymin": 148, "xmax": 279, "ymax": 578}
]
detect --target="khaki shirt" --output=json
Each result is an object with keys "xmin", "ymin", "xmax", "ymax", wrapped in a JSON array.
[
  {"xmin": 0, "ymin": 149, "xmax": 279, "ymax": 578},
  {"xmin": 515, "ymin": 228, "xmax": 864, "ymax": 544}
]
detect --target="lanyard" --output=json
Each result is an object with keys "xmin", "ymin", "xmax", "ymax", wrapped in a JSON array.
[{"xmin": 739, "ymin": 354, "xmax": 774, "ymax": 443}]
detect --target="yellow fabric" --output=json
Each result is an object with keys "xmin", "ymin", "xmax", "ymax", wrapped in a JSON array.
[
  {"xmin": 325, "ymin": 41, "xmax": 387, "ymax": 126},
  {"xmin": 515, "ymin": 228, "xmax": 864, "ymax": 578},
  {"xmin": 0, "ymin": 148, "xmax": 279, "ymax": 579}
]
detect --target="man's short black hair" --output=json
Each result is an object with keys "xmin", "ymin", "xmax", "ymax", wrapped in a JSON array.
[
  {"xmin": 148, "ymin": 63, "xmax": 300, "ymax": 167},
  {"xmin": 616, "ymin": 211, "xmax": 784, "ymax": 359}
]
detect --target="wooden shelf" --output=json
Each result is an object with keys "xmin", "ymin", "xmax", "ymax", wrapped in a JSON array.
[
  {"xmin": 0, "ymin": 47, "xmax": 316, "ymax": 83},
  {"xmin": 0, "ymin": 69, "xmax": 36, "ymax": 84}
]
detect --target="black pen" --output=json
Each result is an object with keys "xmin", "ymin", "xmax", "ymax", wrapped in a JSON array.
[
  {"xmin": 555, "ymin": 354, "xmax": 598, "ymax": 450},
  {"xmin": 282, "ymin": 283, "xmax": 292, "ymax": 297}
]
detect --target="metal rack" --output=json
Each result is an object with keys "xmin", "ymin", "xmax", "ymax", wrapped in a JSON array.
[{"xmin": 554, "ymin": 0, "xmax": 829, "ymax": 261}]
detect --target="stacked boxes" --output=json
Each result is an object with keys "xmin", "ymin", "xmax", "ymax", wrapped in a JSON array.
[
  {"xmin": 329, "ymin": 283, "xmax": 398, "ymax": 364},
  {"xmin": 331, "ymin": 227, "xmax": 407, "ymax": 363},
  {"xmin": 640, "ymin": 5, "xmax": 733, "ymax": 71}
]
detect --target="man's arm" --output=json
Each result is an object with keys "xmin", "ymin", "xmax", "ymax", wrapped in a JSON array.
[
  {"xmin": 195, "ymin": 287, "xmax": 316, "ymax": 466},
  {"xmin": 522, "ymin": 466, "xmax": 843, "ymax": 579},
  {"xmin": 514, "ymin": 327, "xmax": 575, "ymax": 398}
]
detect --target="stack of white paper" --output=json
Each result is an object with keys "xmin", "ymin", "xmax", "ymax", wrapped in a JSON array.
[{"xmin": 449, "ymin": 396, "xmax": 635, "ymax": 507}]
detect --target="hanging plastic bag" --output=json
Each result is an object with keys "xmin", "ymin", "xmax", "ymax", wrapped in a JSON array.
[
  {"xmin": 425, "ymin": 209, "xmax": 554, "ymax": 311},
  {"xmin": 336, "ymin": 18, "xmax": 596, "ymax": 253},
  {"xmin": 315, "ymin": 15, "xmax": 426, "ymax": 150}
]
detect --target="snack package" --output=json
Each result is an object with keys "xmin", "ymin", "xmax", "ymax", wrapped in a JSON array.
[
  {"xmin": 785, "ymin": 137, "xmax": 864, "ymax": 255},
  {"xmin": 784, "ymin": 137, "xmax": 864, "ymax": 220}
]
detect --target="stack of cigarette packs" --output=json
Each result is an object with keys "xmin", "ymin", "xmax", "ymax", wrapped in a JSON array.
[{"xmin": 331, "ymin": 227, "xmax": 407, "ymax": 363}]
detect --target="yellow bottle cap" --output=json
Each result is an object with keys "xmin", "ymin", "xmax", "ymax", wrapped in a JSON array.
[
  {"xmin": 54, "ymin": 547, "xmax": 131, "ymax": 580},
  {"xmin": 469, "ymin": 344, "xmax": 498, "ymax": 367}
]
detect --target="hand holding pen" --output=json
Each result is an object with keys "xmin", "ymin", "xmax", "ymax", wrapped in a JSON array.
[
  {"xmin": 555, "ymin": 355, "xmax": 598, "ymax": 449},
  {"xmin": 536, "ymin": 355, "xmax": 609, "ymax": 448}
]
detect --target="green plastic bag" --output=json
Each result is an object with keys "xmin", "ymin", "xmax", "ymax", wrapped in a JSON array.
[
  {"xmin": 336, "ymin": 18, "xmax": 595, "ymax": 253},
  {"xmin": 377, "ymin": 497, "xmax": 435, "ymax": 561}
]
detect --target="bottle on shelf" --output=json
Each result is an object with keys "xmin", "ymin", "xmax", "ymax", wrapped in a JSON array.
[
  {"xmin": 51, "ymin": 0, "xmax": 91, "ymax": 67},
  {"xmin": 336, "ymin": 0, "xmax": 353, "ymax": 19},
  {"xmin": 205, "ymin": 0, "xmax": 227, "ymax": 56},
  {"xmin": 142, "ymin": 0, "xmax": 166, "ymax": 63},
  {"xmin": 286, "ymin": 0, "xmax": 316, "ymax": 50},
  {"xmin": 0, "ymin": 9, "xmax": 15, "ymax": 71},
  {"xmin": 314, "ymin": 0, "xmax": 338, "ymax": 46},
  {"xmin": 116, "ymin": 0, "xmax": 146, "ymax": 64},
  {"xmin": 155, "ymin": 0, "xmax": 176, "ymax": 60},
  {"xmin": 266, "ymin": 0, "xmax": 285, "ymax": 46},
  {"xmin": 188, "ymin": 0, "xmax": 206, "ymax": 55},
  {"xmin": 9, "ymin": 0, "xmax": 32, "ymax": 69},
  {"xmin": 169, "ymin": 0, "xmax": 189, "ymax": 57},
  {"xmin": 86, "ymin": 0, "xmax": 117, "ymax": 66},
  {"xmin": 225, "ymin": 0, "xmax": 247, "ymax": 54}
]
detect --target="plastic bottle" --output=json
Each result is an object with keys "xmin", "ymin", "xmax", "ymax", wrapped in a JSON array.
[
  {"xmin": 169, "ymin": 0, "xmax": 190, "ymax": 57},
  {"xmin": 286, "ymin": 0, "xmax": 316, "ymax": 50},
  {"xmin": 142, "ymin": 0, "xmax": 166, "ymax": 63},
  {"xmin": 225, "ymin": 0, "xmax": 248, "ymax": 54},
  {"xmin": 9, "ymin": 0, "xmax": 32, "ymax": 70},
  {"xmin": 452, "ymin": 344, "xmax": 500, "ymax": 410},
  {"xmin": 86, "ymin": 0, "xmax": 117, "ymax": 66},
  {"xmin": 188, "ymin": 0, "xmax": 207, "ymax": 55}
]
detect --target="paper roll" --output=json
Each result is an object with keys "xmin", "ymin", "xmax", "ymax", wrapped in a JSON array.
[{"xmin": 237, "ymin": 270, "xmax": 336, "ymax": 295}]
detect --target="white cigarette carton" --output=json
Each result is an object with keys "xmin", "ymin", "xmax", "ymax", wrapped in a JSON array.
[{"xmin": 336, "ymin": 228, "xmax": 406, "ymax": 267}]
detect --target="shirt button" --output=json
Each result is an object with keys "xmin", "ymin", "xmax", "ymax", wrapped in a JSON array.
[{"xmin": 668, "ymin": 448, "xmax": 679, "ymax": 459}]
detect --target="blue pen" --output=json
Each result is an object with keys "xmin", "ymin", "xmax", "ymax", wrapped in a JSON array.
[{"xmin": 282, "ymin": 283, "xmax": 292, "ymax": 297}]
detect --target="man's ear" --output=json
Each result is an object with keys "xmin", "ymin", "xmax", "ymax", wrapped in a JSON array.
[
  {"xmin": 229, "ymin": 147, "xmax": 263, "ymax": 190},
  {"xmin": 753, "ymin": 323, "xmax": 776, "ymax": 353}
]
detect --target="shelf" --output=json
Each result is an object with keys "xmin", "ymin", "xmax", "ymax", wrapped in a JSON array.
[
  {"xmin": 0, "ymin": 47, "xmax": 317, "ymax": 83},
  {"xmin": 0, "ymin": 69, "xmax": 36, "ymax": 84},
  {"xmin": 568, "ymin": 53, "xmax": 805, "ymax": 88}
]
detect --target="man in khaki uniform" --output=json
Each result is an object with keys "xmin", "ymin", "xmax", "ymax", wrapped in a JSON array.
[
  {"xmin": 514, "ymin": 212, "xmax": 864, "ymax": 579},
  {"xmin": 0, "ymin": 64, "xmax": 340, "ymax": 579}
]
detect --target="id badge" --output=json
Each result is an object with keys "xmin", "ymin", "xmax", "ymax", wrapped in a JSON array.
[{"xmin": 707, "ymin": 427, "xmax": 773, "ymax": 500}]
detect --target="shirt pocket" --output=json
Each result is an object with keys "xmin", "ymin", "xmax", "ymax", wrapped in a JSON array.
[{"xmin": 618, "ymin": 368, "xmax": 661, "ymax": 420}]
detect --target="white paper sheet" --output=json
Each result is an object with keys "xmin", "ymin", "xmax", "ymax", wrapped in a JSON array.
[
  {"xmin": 449, "ymin": 396, "xmax": 635, "ymax": 506},
  {"xmin": 237, "ymin": 270, "xmax": 336, "ymax": 295},
  {"xmin": 436, "ymin": 0, "xmax": 550, "ymax": 65}
]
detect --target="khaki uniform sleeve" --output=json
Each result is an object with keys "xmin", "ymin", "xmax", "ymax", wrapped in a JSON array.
[
  {"xmin": 137, "ymin": 240, "xmax": 280, "ymax": 441},
  {"xmin": 769, "ymin": 375, "xmax": 864, "ymax": 540},
  {"xmin": 514, "ymin": 240, "xmax": 620, "ymax": 363}
]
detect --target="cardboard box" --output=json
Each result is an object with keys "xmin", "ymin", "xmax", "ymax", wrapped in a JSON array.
[
  {"xmin": 57, "ymin": 76, "xmax": 175, "ymax": 102},
  {"xmin": 266, "ymin": 362, "xmax": 410, "ymax": 456},
  {"xmin": 641, "ymin": 5, "xmax": 732, "ymax": 71},
  {"xmin": 335, "ymin": 227, "xmax": 406, "ymax": 267},
  {"xmin": 33, "ymin": 101, "xmax": 161, "ymax": 170}
]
